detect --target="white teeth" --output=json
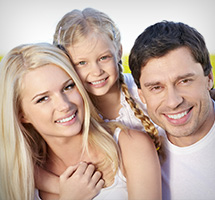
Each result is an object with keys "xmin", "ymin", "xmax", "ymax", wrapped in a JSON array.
[
  {"xmin": 167, "ymin": 110, "xmax": 188, "ymax": 119},
  {"xmin": 56, "ymin": 114, "xmax": 75, "ymax": 123},
  {"xmin": 91, "ymin": 79, "xmax": 105, "ymax": 85}
]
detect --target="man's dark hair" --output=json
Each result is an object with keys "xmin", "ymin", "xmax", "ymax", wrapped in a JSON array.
[{"xmin": 129, "ymin": 21, "xmax": 212, "ymax": 88}]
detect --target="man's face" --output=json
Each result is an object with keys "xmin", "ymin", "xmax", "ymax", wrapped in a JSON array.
[{"xmin": 138, "ymin": 47, "xmax": 214, "ymax": 146}]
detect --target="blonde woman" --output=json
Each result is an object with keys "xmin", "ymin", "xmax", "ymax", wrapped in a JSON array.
[{"xmin": 0, "ymin": 43, "xmax": 161, "ymax": 200}]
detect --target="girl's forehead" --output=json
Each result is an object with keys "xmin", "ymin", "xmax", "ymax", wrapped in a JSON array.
[
  {"xmin": 69, "ymin": 32, "xmax": 115, "ymax": 56},
  {"xmin": 74, "ymin": 31, "xmax": 111, "ymax": 45}
]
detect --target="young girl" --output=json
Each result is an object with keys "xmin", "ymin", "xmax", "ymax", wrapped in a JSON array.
[
  {"xmin": 54, "ymin": 7, "xmax": 162, "ymax": 151},
  {"xmin": 0, "ymin": 43, "xmax": 161, "ymax": 200}
]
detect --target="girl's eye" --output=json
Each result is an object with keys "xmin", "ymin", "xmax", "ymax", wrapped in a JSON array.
[
  {"xmin": 100, "ymin": 55, "xmax": 113, "ymax": 62},
  {"xmin": 64, "ymin": 83, "xmax": 75, "ymax": 91},
  {"xmin": 78, "ymin": 61, "xmax": 87, "ymax": 66},
  {"xmin": 36, "ymin": 96, "xmax": 48, "ymax": 103},
  {"xmin": 100, "ymin": 56, "xmax": 108, "ymax": 61}
]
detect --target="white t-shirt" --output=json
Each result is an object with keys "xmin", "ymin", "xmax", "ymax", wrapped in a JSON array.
[{"xmin": 161, "ymin": 101, "xmax": 215, "ymax": 200}]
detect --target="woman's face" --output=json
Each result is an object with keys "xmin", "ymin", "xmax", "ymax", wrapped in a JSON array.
[{"xmin": 21, "ymin": 64, "xmax": 85, "ymax": 142}]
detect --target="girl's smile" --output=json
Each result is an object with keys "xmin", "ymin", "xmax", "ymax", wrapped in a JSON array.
[{"xmin": 68, "ymin": 33, "xmax": 119, "ymax": 97}]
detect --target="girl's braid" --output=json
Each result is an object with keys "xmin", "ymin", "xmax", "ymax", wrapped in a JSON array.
[{"xmin": 118, "ymin": 66, "xmax": 162, "ymax": 155}]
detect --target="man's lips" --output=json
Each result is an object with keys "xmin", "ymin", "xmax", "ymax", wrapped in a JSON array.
[
  {"xmin": 164, "ymin": 107, "xmax": 193, "ymax": 120},
  {"xmin": 167, "ymin": 110, "xmax": 189, "ymax": 120}
]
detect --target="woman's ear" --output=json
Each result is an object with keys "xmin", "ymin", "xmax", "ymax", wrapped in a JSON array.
[
  {"xmin": 19, "ymin": 112, "xmax": 30, "ymax": 123},
  {"xmin": 138, "ymin": 89, "xmax": 146, "ymax": 104}
]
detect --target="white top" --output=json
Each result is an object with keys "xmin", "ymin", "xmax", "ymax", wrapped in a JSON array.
[
  {"xmin": 103, "ymin": 73, "xmax": 161, "ymax": 134},
  {"xmin": 161, "ymin": 100, "xmax": 215, "ymax": 200},
  {"xmin": 103, "ymin": 73, "xmax": 151, "ymax": 130},
  {"xmin": 34, "ymin": 128, "xmax": 128, "ymax": 200},
  {"xmin": 93, "ymin": 128, "xmax": 127, "ymax": 200}
]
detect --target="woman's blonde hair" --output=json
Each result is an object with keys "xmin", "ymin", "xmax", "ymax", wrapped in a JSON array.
[
  {"xmin": 53, "ymin": 7, "xmax": 162, "ymax": 154},
  {"xmin": 0, "ymin": 43, "xmax": 120, "ymax": 200}
]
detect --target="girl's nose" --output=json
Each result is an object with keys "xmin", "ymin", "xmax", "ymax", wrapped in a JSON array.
[{"xmin": 91, "ymin": 63, "xmax": 104, "ymax": 76}]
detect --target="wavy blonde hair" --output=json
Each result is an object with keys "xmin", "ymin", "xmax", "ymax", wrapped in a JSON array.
[
  {"xmin": 53, "ymin": 7, "xmax": 162, "ymax": 154},
  {"xmin": 0, "ymin": 43, "xmax": 120, "ymax": 200}
]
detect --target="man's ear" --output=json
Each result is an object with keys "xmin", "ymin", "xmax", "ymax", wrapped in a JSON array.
[
  {"xmin": 208, "ymin": 70, "xmax": 214, "ymax": 90},
  {"xmin": 138, "ymin": 88, "xmax": 146, "ymax": 104}
]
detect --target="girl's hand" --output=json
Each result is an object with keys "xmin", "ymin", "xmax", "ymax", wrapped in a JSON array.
[{"xmin": 59, "ymin": 162, "xmax": 104, "ymax": 200}]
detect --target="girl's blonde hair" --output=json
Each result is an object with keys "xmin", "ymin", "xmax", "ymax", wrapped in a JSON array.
[
  {"xmin": 53, "ymin": 7, "xmax": 162, "ymax": 154},
  {"xmin": 0, "ymin": 43, "xmax": 120, "ymax": 200}
]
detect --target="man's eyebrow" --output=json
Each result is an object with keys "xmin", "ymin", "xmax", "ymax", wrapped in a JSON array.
[
  {"xmin": 143, "ymin": 73, "xmax": 195, "ymax": 87},
  {"xmin": 144, "ymin": 81, "xmax": 161, "ymax": 87},
  {"xmin": 174, "ymin": 73, "xmax": 195, "ymax": 83}
]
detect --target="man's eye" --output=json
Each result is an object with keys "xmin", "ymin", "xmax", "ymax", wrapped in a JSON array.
[
  {"xmin": 36, "ymin": 96, "xmax": 48, "ymax": 103},
  {"xmin": 151, "ymin": 86, "xmax": 161, "ymax": 91},
  {"xmin": 180, "ymin": 79, "xmax": 191, "ymax": 84},
  {"xmin": 64, "ymin": 83, "xmax": 75, "ymax": 91}
]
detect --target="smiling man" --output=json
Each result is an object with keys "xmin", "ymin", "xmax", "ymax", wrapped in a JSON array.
[{"xmin": 129, "ymin": 21, "xmax": 215, "ymax": 200}]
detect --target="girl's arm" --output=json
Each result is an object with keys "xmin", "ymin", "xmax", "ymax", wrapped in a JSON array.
[
  {"xmin": 119, "ymin": 129, "xmax": 162, "ymax": 200},
  {"xmin": 35, "ymin": 162, "xmax": 104, "ymax": 200},
  {"xmin": 59, "ymin": 163, "xmax": 104, "ymax": 200},
  {"xmin": 35, "ymin": 165, "xmax": 59, "ymax": 194}
]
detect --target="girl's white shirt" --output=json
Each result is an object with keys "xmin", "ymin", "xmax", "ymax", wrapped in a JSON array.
[{"xmin": 103, "ymin": 73, "xmax": 161, "ymax": 132}]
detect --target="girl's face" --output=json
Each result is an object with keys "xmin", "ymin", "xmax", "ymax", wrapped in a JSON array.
[
  {"xmin": 68, "ymin": 33, "xmax": 120, "ymax": 96},
  {"xmin": 21, "ymin": 64, "xmax": 85, "ymax": 143}
]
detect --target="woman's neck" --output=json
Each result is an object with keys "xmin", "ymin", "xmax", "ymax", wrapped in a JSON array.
[
  {"xmin": 44, "ymin": 135, "xmax": 116, "ymax": 188},
  {"xmin": 45, "ymin": 134, "xmax": 86, "ymax": 175}
]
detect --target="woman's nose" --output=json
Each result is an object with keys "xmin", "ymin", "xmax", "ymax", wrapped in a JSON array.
[{"xmin": 55, "ymin": 94, "xmax": 71, "ymax": 112}]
